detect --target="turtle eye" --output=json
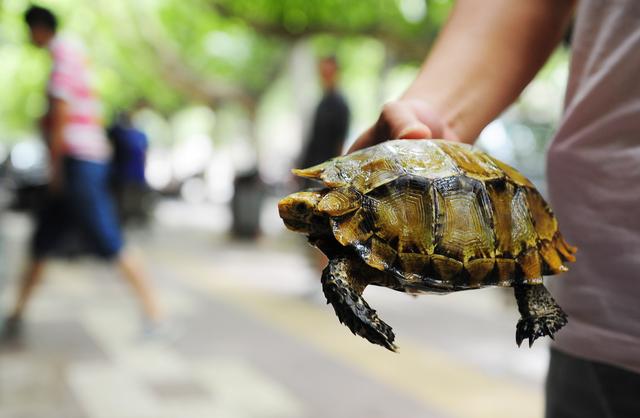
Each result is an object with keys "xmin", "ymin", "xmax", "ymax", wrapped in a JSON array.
[{"xmin": 295, "ymin": 202, "xmax": 307, "ymax": 213}]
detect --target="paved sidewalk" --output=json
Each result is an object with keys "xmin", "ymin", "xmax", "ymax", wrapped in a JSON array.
[{"xmin": 0, "ymin": 204, "xmax": 549, "ymax": 418}]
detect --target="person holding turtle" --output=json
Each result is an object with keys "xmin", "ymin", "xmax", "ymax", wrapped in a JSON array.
[{"xmin": 348, "ymin": 1, "xmax": 639, "ymax": 417}]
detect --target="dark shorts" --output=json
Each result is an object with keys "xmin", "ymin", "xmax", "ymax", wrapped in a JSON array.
[
  {"xmin": 32, "ymin": 158, "xmax": 124, "ymax": 259},
  {"xmin": 545, "ymin": 348, "xmax": 640, "ymax": 418}
]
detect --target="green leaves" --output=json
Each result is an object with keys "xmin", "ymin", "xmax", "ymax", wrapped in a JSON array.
[{"xmin": 0, "ymin": 0, "xmax": 453, "ymax": 136}]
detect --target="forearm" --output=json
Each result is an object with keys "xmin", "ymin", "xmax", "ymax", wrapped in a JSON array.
[
  {"xmin": 49, "ymin": 135, "xmax": 64, "ymax": 186},
  {"xmin": 402, "ymin": 0, "xmax": 575, "ymax": 142},
  {"xmin": 47, "ymin": 97, "xmax": 68, "ymax": 186},
  {"xmin": 49, "ymin": 132, "xmax": 64, "ymax": 166}
]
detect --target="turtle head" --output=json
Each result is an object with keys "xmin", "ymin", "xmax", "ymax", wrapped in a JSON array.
[{"xmin": 278, "ymin": 190, "xmax": 326, "ymax": 234}]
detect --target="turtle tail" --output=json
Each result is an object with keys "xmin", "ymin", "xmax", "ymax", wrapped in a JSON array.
[{"xmin": 321, "ymin": 258, "xmax": 397, "ymax": 352}]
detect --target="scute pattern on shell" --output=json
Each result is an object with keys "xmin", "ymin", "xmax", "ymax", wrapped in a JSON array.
[{"xmin": 295, "ymin": 140, "xmax": 576, "ymax": 291}]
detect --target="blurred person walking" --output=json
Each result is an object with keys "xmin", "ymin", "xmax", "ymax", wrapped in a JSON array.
[
  {"xmin": 299, "ymin": 56, "xmax": 350, "ymax": 175},
  {"xmin": 349, "ymin": 1, "xmax": 640, "ymax": 417},
  {"xmin": 107, "ymin": 111, "xmax": 151, "ymax": 225},
  {"xmin": 2, "ymin": 6, "xmax": 161, "ymax": 338}
]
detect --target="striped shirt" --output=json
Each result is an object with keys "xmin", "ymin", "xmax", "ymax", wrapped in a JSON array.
[{"xmin": 47, "ymin": 35, "xmax": 111, "ymax": 162}]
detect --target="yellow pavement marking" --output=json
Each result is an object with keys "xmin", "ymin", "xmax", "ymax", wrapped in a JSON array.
[{"xmin": 155, "ymin": 250, "xmax": 543, "ymax": 418}]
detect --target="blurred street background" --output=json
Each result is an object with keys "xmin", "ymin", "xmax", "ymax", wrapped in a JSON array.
[
  {"xmin": 0, "ymin": 0, "xmax": 569, "ymax": 417},
  {"xmin": 1, "ymin": 199, "xmax": 551, "ymax": 418}
]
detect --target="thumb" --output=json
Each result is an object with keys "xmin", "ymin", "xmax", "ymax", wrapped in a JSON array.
[
  {"xmin": 396, "ymin": 123, "xmax": 433, "ymax": 140},
  {"xmin": 380, "ymin": 101, "xmax": 433, "ymax": 139}
]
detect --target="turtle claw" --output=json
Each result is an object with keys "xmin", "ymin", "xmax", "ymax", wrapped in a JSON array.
[
  {"xmin": 515, "ymin": 311, "xmax": 568, "ymax": 347},
  {"xmin": 514, "ymin": 283, "xmax": 568, "ymax": 347},
  {"xmin": 322, "ymin": 259, "xmax": 397, "ymax": 351},
  {"xmin": 332, "ymin": 295, "xmax": 397, "ymax": 351}
]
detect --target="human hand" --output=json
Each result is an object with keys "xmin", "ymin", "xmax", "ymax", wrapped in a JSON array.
[
  {"xmin": 48, "ymin": 165, "xmax": 64, "ymax": 195},
  {"xmin": 348, "ymin": 99, "xmax": 461, "ymax": 153}
]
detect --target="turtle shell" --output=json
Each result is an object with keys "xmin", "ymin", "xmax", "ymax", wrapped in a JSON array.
[{"xmin": 295, "ymin": 139, "xmax": 576, "ymax": 292}]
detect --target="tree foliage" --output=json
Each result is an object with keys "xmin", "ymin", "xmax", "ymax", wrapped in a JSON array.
[
  {"xmin": 0, "ymin": 0, "xmax": 453, "ymax": 139},
  {"xmin": 207, "ymin": 0, "xmax": 452, "ymax": 58}
]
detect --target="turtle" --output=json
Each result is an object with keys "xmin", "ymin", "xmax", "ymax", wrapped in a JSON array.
[{"xmin": 278, "ymin": 139, "xmax": 577, "ymax": 351}]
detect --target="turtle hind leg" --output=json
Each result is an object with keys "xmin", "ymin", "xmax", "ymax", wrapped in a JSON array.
[
  {"xmin": 513, "ymin": 282, "xmax": 568, "ymax": 347},
  {"xmin": 321, "ymin": 257, "xmax": 397, "ymax": 352}
]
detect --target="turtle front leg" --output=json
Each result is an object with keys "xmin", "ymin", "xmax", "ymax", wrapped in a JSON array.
[
  {"xmin": 321, "ymin": 257, "xmax": 397, "ymax": 351},
  {"xmin": 513, "ymin": 282, "xmax": 568, "ymax": 347}
]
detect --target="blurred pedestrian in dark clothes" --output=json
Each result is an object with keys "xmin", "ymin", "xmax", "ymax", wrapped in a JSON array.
[
  {"xmin": 2, "ymin": 6, "xmax": 161, "ymax": 339},
  {"xmin": 300, "ymin": 56, "xmax": 350, "ymax": 171},
  {"xmin": 108, "ymin": 111, "xmax": 152, "ymax": 225},
  {"xmin": 109, "ymin": 112, "xmax": 148, "ymax": 188},
  {"xmin": 298, "ymin": 56, "xmax": 350, "ymax": 274}
]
